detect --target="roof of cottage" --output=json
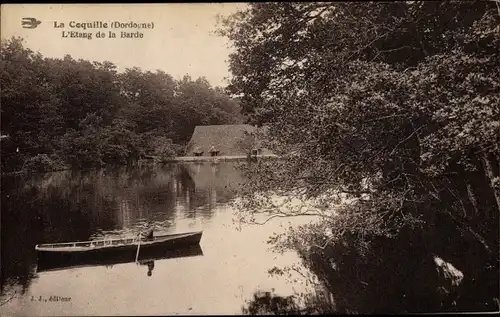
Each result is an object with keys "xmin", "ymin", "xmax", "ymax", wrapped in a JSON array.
[{"xmin": 185, "ymin": 124, "xmax": 272, "ymax": 156}]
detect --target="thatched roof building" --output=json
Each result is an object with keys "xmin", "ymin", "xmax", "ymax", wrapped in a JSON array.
[{"xmin": 185, "ymin": 124, "xmax": 272, "ymax": 157}]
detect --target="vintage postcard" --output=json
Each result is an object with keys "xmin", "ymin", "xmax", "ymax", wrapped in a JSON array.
[{"xmin": 1, "ymin": 2, "xmax": 499, "ymax": 316}]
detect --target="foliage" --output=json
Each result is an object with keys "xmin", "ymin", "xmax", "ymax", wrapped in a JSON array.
[
  {"xmin": 220, "ymin": 1, "xmax": 500, "ymax": 313},
  {"xmin": 151, "ymin": 136, "xmax": 182, "ymax": 161},
  {"xmin": 0, "ymin": 37, "xmax": 243, "ymax": 174},
  {"xmin": 22, "ymin": 154, "xmax": 67, "ymax": 174}
]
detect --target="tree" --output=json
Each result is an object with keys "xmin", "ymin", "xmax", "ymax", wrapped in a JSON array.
[
  {"xmin": 220, "ymin": 1, "xmax": 499, "ymax": 312},
  {"xmin": 0, "ymin": 37, "xmax": 63, "ymax": 167},
  {"xmin": 118, "ymin": 68, "xmax": 177, "ymax": 137},
  {"xmin": 1, "ymin": 38, "xmax": 243, "ymax": 173},
  {"xmin": 150, "ymin": 136, "xmax": 181, "ymax": 161},
  {"xmin": 1, "ymin": 38, "xmax": 124, "ymax": 172},
  {"xmin": 170, "ymin": 75, "xmax": 243, "ymax": 144},
  {"xmin": 43, "ymin": 55, "xmax": 122, "ymax": 130},
  {"xmin": 60, "ymin": 114, "xmax": 106, "ymax": 169}
]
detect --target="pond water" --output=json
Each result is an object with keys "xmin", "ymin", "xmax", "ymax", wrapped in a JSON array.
[{"xmin": 0, "ymin": 162, "xmax": 316, "ymax": 315}]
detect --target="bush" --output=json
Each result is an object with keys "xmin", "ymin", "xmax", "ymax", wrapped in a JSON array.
[
  {"xmin": 151, "ymin": 136, "xmax": 183, "ymax": 162},
  {"xmin": 23, "ymin": 154, "xmax": 67, "ymax": 173}
]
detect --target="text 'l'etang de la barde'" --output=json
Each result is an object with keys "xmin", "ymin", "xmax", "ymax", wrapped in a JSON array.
[{"xmin": 54, "ymin": 20, "xmax": 154, "ymax": 40}]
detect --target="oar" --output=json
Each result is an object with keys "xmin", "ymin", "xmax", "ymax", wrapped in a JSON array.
[{"xmin": 135, "ymin": 232, "xmax": 142, "ymax": 263}]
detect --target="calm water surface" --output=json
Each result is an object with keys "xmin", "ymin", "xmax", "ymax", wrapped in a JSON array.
[{"xmin": 1, "ymin": 162, "xmax": 315, "ymax": 315}]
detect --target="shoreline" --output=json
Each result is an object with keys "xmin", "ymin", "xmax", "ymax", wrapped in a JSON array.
[
  {"xmin": 1, "ymin": 154, "xmax": 281, "ymax": 177},
  {"xmin": 161, "ymin": 154, "xmax": 280, "ymax": 163}
]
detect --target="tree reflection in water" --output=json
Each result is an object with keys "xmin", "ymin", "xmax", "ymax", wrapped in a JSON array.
[
  {"xmin": 241, "ymin": 289, "xmax": 335, "ymax": 315},
  {"xmin": 246, "ymin": 222, "xmax": 499, "ymax": 314},
  {"xmin": 242, "ymin": 291, "xmax": 300, "ymax": 315},
  {"xmin": 0, "ymin": 163, "xmax": 212, "ymax": 297}
]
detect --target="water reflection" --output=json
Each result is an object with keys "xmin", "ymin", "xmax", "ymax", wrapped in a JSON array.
[
  {"xmin": 242, "ymin": 287, "xmax": 335, "ymax": 315},
  {"xmin": 242, "ymin": 290, "xmax": 300, "ymax": 315},
  {"xmin": 1, "ymin": 163, "xmax": 233, "ymax": 284},
  {"xmin": 139, "ymin": 261, "xmax": 155, "ymax": 277},
  {"xmin": 1, "ymin": 162, "xmax": 312, "ymax": 315},
  {"xmin": 36, "ymin": 244, "xmax": 204, "ymax": 274},
  {"xmin": 292, "ymin": 224, "xmax": 499, "ymax": 314}
]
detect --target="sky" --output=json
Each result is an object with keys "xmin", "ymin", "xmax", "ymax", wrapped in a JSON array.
[{"xmin": 1, "ymin": 3, "xmax": 247, "ymax": 87}]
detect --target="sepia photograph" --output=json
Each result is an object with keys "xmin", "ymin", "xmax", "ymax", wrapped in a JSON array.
[{"xmin": 1, "ymin": 2, "xmax": 499, "ymax": 315}]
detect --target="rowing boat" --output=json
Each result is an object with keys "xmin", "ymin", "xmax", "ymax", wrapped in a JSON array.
[
  {"xmin": 36, "ymin": 244, "xmax": 203, "ymax": 273},
  {"xmin": 35, "ymin": 231, "xmax": 203, "ymax": 256}
]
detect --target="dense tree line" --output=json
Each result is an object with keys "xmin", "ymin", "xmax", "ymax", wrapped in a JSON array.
[
  {"xmin": 1, "ymin": 37, "xmax": 243, "ymax": 173},
  {"xmin": 220, "ymin": 1, "xmax": 499, "ymax": 313}
]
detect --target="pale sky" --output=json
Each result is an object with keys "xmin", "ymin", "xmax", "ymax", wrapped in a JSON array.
[{"xmin": 1, "ymin": 3, "xmax": 247, "ymax": 87}]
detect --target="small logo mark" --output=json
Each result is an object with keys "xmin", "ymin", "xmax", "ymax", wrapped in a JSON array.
[{"xmin": 21, "ymin": 17, "xmax": 41, "ymax": 29}]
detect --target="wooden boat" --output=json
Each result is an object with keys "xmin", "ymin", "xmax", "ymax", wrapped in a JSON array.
[
  {"xmin": 36, "ymin": 244, "xmax": 203, "ymax": 273},
  {"xmin": 35, "ymin": 231, "xmax": 202, "ymax": 258}
]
